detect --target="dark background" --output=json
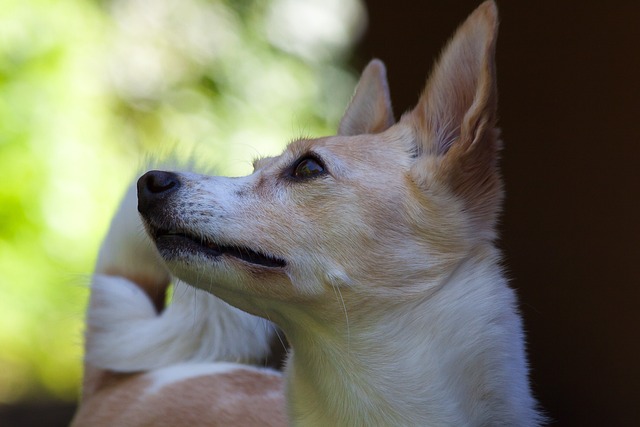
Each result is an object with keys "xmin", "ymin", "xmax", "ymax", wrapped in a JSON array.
[{"xmin": 358, "ymin": 1, "xmax": 639, "ymax": 426}]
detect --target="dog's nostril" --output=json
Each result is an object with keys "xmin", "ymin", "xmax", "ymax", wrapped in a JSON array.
[
  {"xmin": 139, "ymin": 170, "xmax": 180, "ymax": 194},
  {"xmin": 146, "ymin": 171, "xmax": 178, "ymax": 193},
  {"xmin": 137, "ymin": 170, "xmax": 181, "ymax": 214}
]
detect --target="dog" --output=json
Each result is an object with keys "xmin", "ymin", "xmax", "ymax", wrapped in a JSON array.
[{"xmin": 72, "ymin": 2, "xmax": 543, "ymax": 425}]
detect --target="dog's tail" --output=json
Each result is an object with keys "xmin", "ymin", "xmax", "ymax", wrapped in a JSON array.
[{"xmin": 80, "ymin": 180, "xmax": 276, "ymax": 399}]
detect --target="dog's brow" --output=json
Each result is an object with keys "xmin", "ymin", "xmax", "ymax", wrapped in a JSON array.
[
  {"xmin": 286, "ymin": 138, "xmax": 318, "ymax": 159},
  {"xmin": 252, "ymin": 156, "xmax": 274, "ymax": 170}
]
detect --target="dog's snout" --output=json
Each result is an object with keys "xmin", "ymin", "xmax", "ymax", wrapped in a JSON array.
[{"xmin": 137, "ymin": 170, "xmax": 181, "ymax": 214}]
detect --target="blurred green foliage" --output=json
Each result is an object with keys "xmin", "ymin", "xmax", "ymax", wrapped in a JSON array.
[{"xmin": 0, "ymin": 0, "xmax": 363, "ymax": 403}]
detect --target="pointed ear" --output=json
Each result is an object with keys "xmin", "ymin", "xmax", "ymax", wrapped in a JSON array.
[
  {"xmin": 338, "ymin": 59, "xmax": 395, "ymax": 136},
  {"xmin": 408, "ymin": 1, "xmax": 502, "ymax": 237},
  {"xmin": 410, "ymin": 0, "xmax": 498, "ymax": 156}
]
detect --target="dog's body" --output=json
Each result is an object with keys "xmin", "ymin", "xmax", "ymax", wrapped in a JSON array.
[{"xmin": 73, "ymin": 2, "xmax": 542, "ymax": 426}]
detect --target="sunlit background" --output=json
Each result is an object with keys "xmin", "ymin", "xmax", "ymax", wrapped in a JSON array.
[{"xmin": 0, "ymin": 0, "xmax": 365, "ymax": 407}]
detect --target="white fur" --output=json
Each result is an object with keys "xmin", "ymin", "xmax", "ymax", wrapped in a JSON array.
[
  {"xmin": 144, "ymin": 362, "xmax": 279, "ymax": 395},
  {"xmin": 86, "ymin": 277, "xmax": 275, "ymax": 372},
  {"xmin": 285, "ymin": 250, "xmax": 539, "ymax": 426}
]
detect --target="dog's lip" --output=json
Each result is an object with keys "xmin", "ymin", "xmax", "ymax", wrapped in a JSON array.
[{"xmin": 153, "ymin": 228, "xmax": 287, "ymax": 269}]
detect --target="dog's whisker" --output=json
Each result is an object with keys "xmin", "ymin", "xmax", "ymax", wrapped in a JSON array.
[
  {"xmin": 333, "ymin": 285, "xmax": 350, "ymax": 355},
  {"xmin": 265, "ymin": 312, "xmax": 287, "ymax": 354}
]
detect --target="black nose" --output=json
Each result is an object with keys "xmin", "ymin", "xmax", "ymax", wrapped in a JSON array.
[{"xmin": 137, "ymin": 170, "xmax": 181, "ymax": 214}]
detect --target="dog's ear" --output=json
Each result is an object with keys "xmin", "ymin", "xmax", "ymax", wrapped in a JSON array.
[
  {"xmin": 407, "ymin": 0, "xmax": 501, "ymax": 237},
  {"xmin": 338, "ymin": 59, "xmax": 395, "ymax": 136}
]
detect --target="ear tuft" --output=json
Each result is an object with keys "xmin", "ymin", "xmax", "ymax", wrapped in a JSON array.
[{"xmin": 338, "ymin": 59, "xmax": 395, "ymax": 136}]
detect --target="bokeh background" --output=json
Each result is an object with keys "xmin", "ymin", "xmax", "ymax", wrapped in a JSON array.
[{"xmin": 1, "ymin": 1, "xmax": 638, "ymax": 426}]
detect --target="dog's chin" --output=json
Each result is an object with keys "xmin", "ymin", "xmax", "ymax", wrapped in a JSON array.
[{"xmin": 151, "ymin": 229, "xmax": 287, "ymax": 270}]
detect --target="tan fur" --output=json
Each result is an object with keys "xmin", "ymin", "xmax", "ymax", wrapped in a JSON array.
[
  {"xmin": 339, "ymin": 59, "xmax": 395, "ymax": 135},
  {"xmin": 73, "ymin": 368, "xmax": 285, "ymax": 427},
  {"xmin": 407, "ymin": 1, "xmax": 502, "ymax": 239}
]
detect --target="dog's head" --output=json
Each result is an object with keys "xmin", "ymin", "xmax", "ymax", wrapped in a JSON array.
[{"xmin": 137, "ymin": 2, "xmax": 500, "ymax": 325}]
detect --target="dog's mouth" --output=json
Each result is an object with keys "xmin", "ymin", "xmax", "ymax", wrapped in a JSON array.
[{"xmin": 152, "ymin": 229, "xmax": 287, "ymax": 269}]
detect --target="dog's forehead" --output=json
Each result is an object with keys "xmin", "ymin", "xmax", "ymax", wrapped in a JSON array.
[
  {"xmin": 289, "ymin": 134, "xmax": 408, "ymax": 165},
  {"xmin": 252, "ymin": 137, "xmax": 335, "ymax": 171},
  {"xmin": 251, "ymin": 138, "xmax": 322, "ymax": 170},
  {"xmin": 287, "ymin": 137, "xmax": 333, "ymax": 157}
]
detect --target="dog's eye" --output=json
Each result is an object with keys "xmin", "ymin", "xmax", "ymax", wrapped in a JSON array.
[{"xmin": 292, "ymin": 156, "xmax": 325, "ymax": 180}]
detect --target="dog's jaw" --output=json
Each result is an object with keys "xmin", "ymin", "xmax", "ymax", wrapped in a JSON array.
[{"xmin": 151, "ymin": 227, "xmax": 287, "ymax": 269}]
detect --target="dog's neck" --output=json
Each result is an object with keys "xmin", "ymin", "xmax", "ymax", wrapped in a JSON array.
[{"xmin": 282, "ymin": 248, "xmax": 535, "ymax": 426}]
